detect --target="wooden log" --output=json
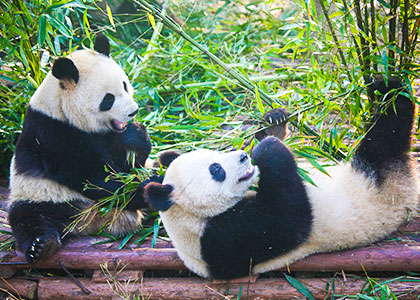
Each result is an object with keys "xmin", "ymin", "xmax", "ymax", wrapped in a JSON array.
[
  {"xmin": 0, "ymin": 252, "xmax": 16, "ymax": 278},
  {"xmin": 37, "ymin": 276, "xmax": 420, "ymax": 300},
  {"xmin": 6, "ymin": 241, "xmax": 420, "ymax": 273},
  {"xmin": 7, "ymin": 247, "xmax": 186, "ymax": 270},
  {"xmin": 285, "ymin": 241, "xmax": 420, "ymax": 272},
  {"xmin": 398, "ymin": 217, "xmax": 420, "ymax": 232},
  {"xmin": 0, "ymin": 187, "xmax": 9, "ymax": 201},
  {"xmin": 0, "ymin": 278, "xmax": 37, "ymax": 300},
  {"xmin": 91, "ymin": 270, "xmax": 144, "ymax": 283}
]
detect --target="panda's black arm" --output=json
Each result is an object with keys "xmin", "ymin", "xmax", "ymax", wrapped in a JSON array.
[
  {"xmin": 251, "ymin": 137, "xmax": 309, "ymax": 205},
  {"xmin": 201, "ymin": 199, "xmax": 312, "ymax": 280}
]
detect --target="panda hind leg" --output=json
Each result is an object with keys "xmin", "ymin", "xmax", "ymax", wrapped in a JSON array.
[
  {"xmin": 8, "ymin": 200, "xmax": 80, "ymax": 264},
  {"xmin": 352, "ymin": 76, "xmax": 415, "ymax": 183},
  {"xmin": 24, "ymin": 233, "xmax": 62, "ymax": 264}
]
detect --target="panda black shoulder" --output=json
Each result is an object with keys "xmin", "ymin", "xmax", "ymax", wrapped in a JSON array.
[{"xmin": 14, "ymin": 106, "xmax": 126, "ymax": 189}]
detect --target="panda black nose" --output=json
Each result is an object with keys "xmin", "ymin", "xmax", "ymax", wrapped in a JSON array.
[
  {"xmin": 239, "ymin": 152, "xmax": 248, "ymax": 163},
  {"xmin": 128, "ymin": 109, "xmax": 138, "ymax": 117}
]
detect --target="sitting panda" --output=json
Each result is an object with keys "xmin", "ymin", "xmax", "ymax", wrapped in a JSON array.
[
  {"xmin": 8, "ymin": 34, "xmax": 153, "ymax": 264},
  {"xmin": 145, "ymin": 77, "xmax": 419, "ymax": 280}
]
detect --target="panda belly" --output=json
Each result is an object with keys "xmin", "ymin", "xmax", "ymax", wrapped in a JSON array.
[
  {"xmin": 160, "ymin": 207, "xmax": 210, "ymax": 278},
  {"xmin": 253, "ymin": 162, "xmax": 419, "ymax": 274},
  {"xmin": 306, "ymin": 163, "xmax": 419, "ymax": 251},
  {"xmin": 8, "ymin": 157, "xmax": 142, "ymax": 263}
]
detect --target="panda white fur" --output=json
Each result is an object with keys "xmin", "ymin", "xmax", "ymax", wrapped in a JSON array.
[
  {"xmin": 8, "ymin": 34, "xmax": 153, "ymax": 264},
  {"xmin": 145, "ymin": 77, "xmax": 419, "ymax": 280}
]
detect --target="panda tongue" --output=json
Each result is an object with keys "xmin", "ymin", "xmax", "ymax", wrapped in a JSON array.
[
  {"xmin": 113, "ymin": 120, "xmax": 127, "ymax": 131},
  {"xmin": 239, "ymin": 165, "xmax": 255, "ymax": 182}
]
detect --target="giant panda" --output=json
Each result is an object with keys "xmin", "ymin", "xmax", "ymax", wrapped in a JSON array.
[
  {"xmin": 144, "ymin": 77, "xmax": 419, "ymax": 280},
  {"xmin": 8, "ymin": 34, "xmax": 153, "ymax": 264}
]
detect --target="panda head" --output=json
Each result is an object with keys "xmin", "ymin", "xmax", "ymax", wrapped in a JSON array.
[
  {"xmin": 145, "ymin": 150, "xmax": 259, "ymax": 217},
  {"xmin": 29, "ymin": 34, "xmax": 138, "ymax": 133}
]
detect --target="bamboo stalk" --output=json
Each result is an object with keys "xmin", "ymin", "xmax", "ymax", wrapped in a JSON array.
[
  {"xmin": 370, "ymin": 0, "xmax": 378, "ymax": 71},
  {"xmin": 341, "ymin": 1, "xmax": 365, "ymax": 71},
  {"xmin": 318, "ymin": 0, "xmax": 352, "ymax": 80},
  {"xmin": 400, "ymin": 0, "xmax": 410, "ymax": 67},
  {"xmin": 389, "ymin": 0, "xmax": 398, "ymax": 72},
  {"xmin": 142, "ymin": 0, "xmax": 168, "ymax": 63},
  {"xmin": 155, "ymin": 74, "xmax": 305, "ymax": 95},
  {"xmin": 134, "ymin": 0, "xmax": 347, "ymax": 160},
  {"xmin": 354, "ymin": 0, "xmax": 375, "ymax": 101}
]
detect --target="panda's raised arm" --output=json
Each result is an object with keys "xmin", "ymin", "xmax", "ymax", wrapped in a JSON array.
[{"xmin": 251, "ymin": 137, "xmax": 309, "ymax": 203}]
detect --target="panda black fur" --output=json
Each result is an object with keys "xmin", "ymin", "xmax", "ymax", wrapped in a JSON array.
[
  {"xmin": 145, "ymin": 77, "xmax": 419, "ymax": 280},
  {"xmin": 8, "ymin": 34, "xmax": 153, "ymax": 264}
]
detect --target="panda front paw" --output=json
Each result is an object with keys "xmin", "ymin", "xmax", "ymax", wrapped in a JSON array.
[
  {"xmin": 25, "ymin": 234, "xmax": 62, "ymax": 264},
  {"xmin": 255, "ymin": 108, "xmax": 289, "ymax": 141},
  {"xmin": 264, "ymin": 108, "xmax": 288, "ymax": 125},
  {"xmin": 121, "ymin": 122, "xmax": 151, "ymax": 152}
]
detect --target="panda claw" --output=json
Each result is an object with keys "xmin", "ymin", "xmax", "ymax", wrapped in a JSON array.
[
  {"xmin": 269, "ymin": 117, "xmax": 273, "ymax": 124},
  {"xmin": 24, "ymin": 234, "xmax": 62, "ymax": 264}
]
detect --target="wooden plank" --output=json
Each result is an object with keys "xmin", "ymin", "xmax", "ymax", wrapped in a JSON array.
[{"xmin": 36, "ymin": 276, "xmax": 420, "ymax": 300}]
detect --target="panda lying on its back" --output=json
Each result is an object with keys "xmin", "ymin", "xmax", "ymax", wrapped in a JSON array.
[
  {"xmin": 8, "ymin": 34, "xmax": 153, "ymax": 264},
  {"xmin": 145, "ymin": 77, "xmax": 419, "ymax": 280}
]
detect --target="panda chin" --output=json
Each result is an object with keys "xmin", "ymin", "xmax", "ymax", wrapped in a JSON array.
[{"xmin": 110, "ymin": 119, "xmax": 128, "ymax": 132}]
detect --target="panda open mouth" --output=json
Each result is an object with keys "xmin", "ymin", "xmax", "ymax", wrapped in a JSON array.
[
  {"xmin": 110, "ymin": 119, "xmax": 128, "ymax": 132},
  {"xmin": 238, "ymin": 164, "xmax": 255, "ymax": 182}
]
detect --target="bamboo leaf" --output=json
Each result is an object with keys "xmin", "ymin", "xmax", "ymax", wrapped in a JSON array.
[
  {"xmin": 83, "ymin": 9, "xmax": 91, "ymax": 40},
  {"xmin": 255, "ymin": 84, "xmax": 265, "ymax": 114},
  {"xmin": 284, "ymin": 274, "xmax": 316, "ymax": 300},
  {"xmin": 148, "ymin": 13, "xmax": 157, "ymax": 32},
  {"xmin": 118, "ymin": 233, "xmax": 134, "ymax": 250},
  {"xmin": 376, "ymin": 0, "xmax": 390, "ymax": 9},
  {"xmin": 38, "ymin": 15, "xmax": 47, "ymax": 46},
  {"xmin": 382, "ymin": 50, "xmax": 388, "ymax": 84},
  {"xmin": 297, "ymin": 168, "xmax": 317, "ymax": 186},
  {"xmin": 151, "ymin": 218, "xmax": 160, "ymax": 248},
  {"xmin": 106, "ymin": 3, "xmax": 115, "ymax": 28}
]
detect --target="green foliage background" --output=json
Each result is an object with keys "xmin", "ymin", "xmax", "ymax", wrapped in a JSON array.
[
  {"xmin": 1, "ymin": 0, "xmax": 419, "ymax": 181},
  {"xmin": 1, "ymin": 0, "xmax": 419, "ymax": 179}
]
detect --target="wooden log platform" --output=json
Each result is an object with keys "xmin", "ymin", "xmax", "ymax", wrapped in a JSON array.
[{"xmin": 0, "ymin": 197, "xmax": 419, "ymax": 299}]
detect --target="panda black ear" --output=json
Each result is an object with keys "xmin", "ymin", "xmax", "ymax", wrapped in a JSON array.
[
  {"xmin": 94, "ymin": 33, "xmax": 110, "ymax": 57},
  {"xmin": 52, "ymin": 57, "xmax": 79, "ymax": 84},
  {"xmin": 144, "ymin": 182, "xmax": 174, "ymax": 212},
  {"xmin": 159, "ymin": 151, "xmax": 180, "ymax": 168}
]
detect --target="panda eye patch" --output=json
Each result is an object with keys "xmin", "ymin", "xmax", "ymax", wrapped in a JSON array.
[
  {"xmin": 99, "ymin": 93, "xmax": 115, "ymax": 111},
  {"xmin": 123, "ymin": 81, "xmax": 128, "ymax": 92},
  {"xmin": 209, "ymin": 163, "xmax": 226, "ymax": 182}
]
